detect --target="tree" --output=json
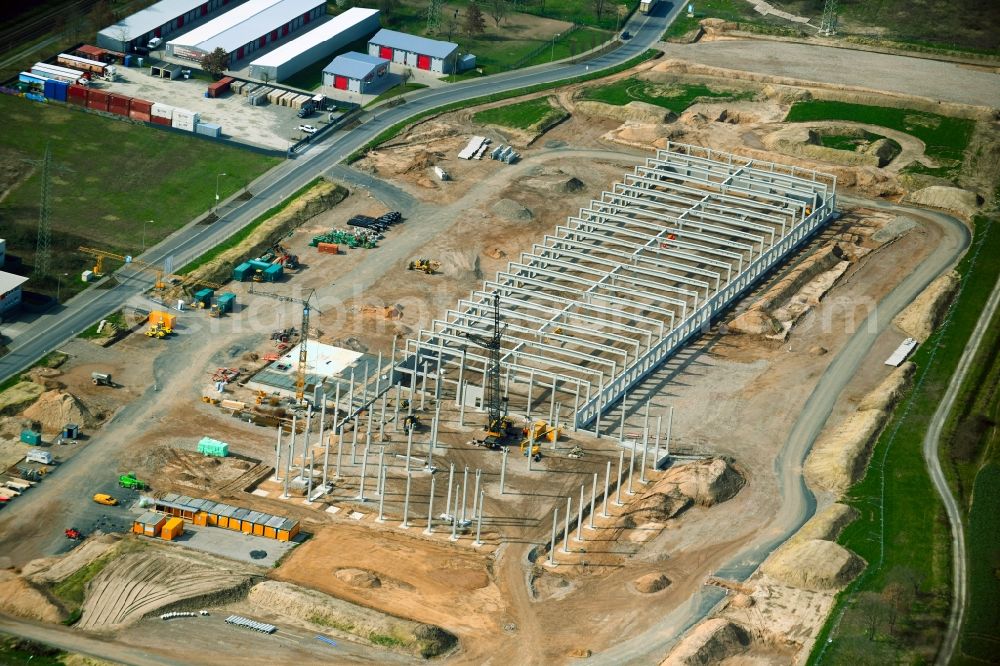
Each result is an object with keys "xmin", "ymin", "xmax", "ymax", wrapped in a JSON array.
[
  {"xmin": 377, "ymin": 0, "xmax": 397, "ymax": 23},
  {"xmin": 487, "ymin": 0, "xmax": 509, "ymax": 27},
  {"xmin": 464, "ymin": 2, "xmax": 486, "ymax": 35},
  {"xmin": 591, "ymin": 0, "xmax": 607, "ymax": 22},
  {"xmin": 201, "ymin": 47, "xmax": 230, "ymax": 78},
  {"xmin": 88, "ymin": 0, "xmax": 114, "ymax": 31}
]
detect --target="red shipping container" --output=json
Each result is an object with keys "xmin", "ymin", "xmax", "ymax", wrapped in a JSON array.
[
  {"xmin": 129, "ymin": 110, "xmax": 152, "ymax": 122},
  {"xmin": 207, "ymin": 76, "xmax": 233, "ymax": 98},
  {"xmin": 68, "ymin": 84, "xmax": 87, "ymax": 98},
  {"xmin": 131, "ymin": 98, "xmax": 152, "ymax": 112},
  {"xmin": 87, "ymin": 98, "xmax": 108, "ymax": 111},
  {"xmin": 317, "ymin": 243, "xmax": 339, "ymax": 254},
  {"xmin": 67, "ymin": 94, "xmax": 86, "ymax": 106},
  {"xmin": 88, "ymin": 90, "xmax": 109, "ymax": 103},
  {"xmin": 110, "ymin": 105, "xmax": 128, "ymax": 116},
  {"xmin": 151, "ymin": 115, "xmax": 170, "ymax": 126}
]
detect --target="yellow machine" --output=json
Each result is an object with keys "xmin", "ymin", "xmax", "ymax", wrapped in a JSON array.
[
  {"xmin": 529, "ymin": 420, "xmax": 561, "ymax": 444},
  {"xmin": 520, "ymin": 438, "xmax": 541, "ymax": 458},
  {"xmin": 408, "ymin": 259, "xmax": 441, "ymax": 275},
  {"xmin": 145, "ymin": 323, "xmax": 169, "ymax": 338}
]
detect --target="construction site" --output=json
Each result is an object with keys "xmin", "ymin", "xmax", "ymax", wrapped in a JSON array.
[{"xmin": 0, "ymin": 27, "xmax": 997, "ymax": 666}]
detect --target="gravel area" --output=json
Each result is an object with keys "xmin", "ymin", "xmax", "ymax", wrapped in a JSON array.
[{"xmin": 660, "ymin": 40, "xmax": 1000, "ymax": 108}]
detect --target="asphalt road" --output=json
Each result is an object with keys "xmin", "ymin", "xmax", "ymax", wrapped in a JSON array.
[
  {"xmin": 0, "ymin": 1, "xmax": 677, "ymax": 385},
  {"xmin": 924, "ymin": 265, "xmax": 1000, "ymax": 664},
  {"xmin": 589, "ymin": 196, "xmax": 971, "ymax": 665}
]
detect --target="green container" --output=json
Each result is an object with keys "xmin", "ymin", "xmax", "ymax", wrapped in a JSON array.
[
  {"xmin": 20, "ymin": 430, "xmax": 41, "ymax": 445},
  {"xmin": 197, "ymin": 436, "xmax": 229, "ymax": 457}
]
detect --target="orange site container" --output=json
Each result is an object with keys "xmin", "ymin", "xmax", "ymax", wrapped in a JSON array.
[
  {"xmin": 148, "ymin": 311, "xmax": 176, "ymax": 329},
  {"xmin": 161, "ymin": 517, "xmax": 184, "ymax": 541},
  {"xmin": 317, "ymin": 243, "xmax": 339, "ymax": 254}
]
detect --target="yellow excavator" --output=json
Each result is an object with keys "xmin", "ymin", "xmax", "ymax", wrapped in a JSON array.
[
  {"xmin": 145, "ymin": 323, "xmax": 169, "ymax": 338},
  {"xmin": 408, "ymin": 259, "xmax": 441, "ymax": 275}
]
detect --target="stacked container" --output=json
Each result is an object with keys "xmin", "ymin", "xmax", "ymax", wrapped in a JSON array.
[
  {"xmin": 67, "ymin": 84, "xmax": 87, "ymax": 106},
  {"xmin": 151, "ymin": 102, "xmax": 173, "ymax": 126},
  {"xmin": 108, "ymin": 93, "xmax": 130, "ymax": 116},
  {"xmin": 42, "ymin": 79, "xmax": 69, "ymax": 101},
  {"xmin": 161, "ymin": 517, "xmax": 184, "ymax": 540},
  {"xmin": 86, "ymin": 89, "xmax": 109, "ymax": 111},
  {"xmin": 171, "ymin": 107, "xmax": 199, "ymax": 131},
  {"xmin": 130, "ymin": 98, "xmax": 152, "ymax": 122},
  {"xmin": 195, "ymin": 122, "xmax": 222, "ymax": 138}
]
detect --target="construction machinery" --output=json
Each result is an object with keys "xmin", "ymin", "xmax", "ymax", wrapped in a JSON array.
[
  {"xmin": 466, "ymin": 292, "xmax": 520, "ymax": 449},
  {"xmin": 403, "ymin": 414, "xmax": 420, "ymax": 434},
  {"xmin": 249, "ymin": 285, "xmax": 322, "ymax": 403},
  {"xmin": 65, "ymin": 527, "xmax": 82, "ymax": 540},
  {"xmin": 520, "ymin": 438, "xmax": 542, "ymax": 461},
  {"xmin": 145, "ymin": 322, "xmax": 169, "ymax": 338},
  {"xmin": 118, "ymin": 473, "xmax": 147, "ymax": 490},
  {"xmin": 408, "ymin": 259, "xmax": 441, "ymax": 275},
  {"xmin": 79, "ymin": 246, "xmax": 167, "ymax": 288},
  {"xmin": 91, "ymin": 372, "xmax": 113, "ymax": 386}
]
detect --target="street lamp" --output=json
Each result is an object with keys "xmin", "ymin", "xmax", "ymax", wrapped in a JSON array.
[
  {"xmin": 215, "ymin": 172, "xmax": 227, "ymax": 211},
  {"xmin": 56, "ymin": 273, "xmax": 68, "ymax": 302},
  {"xmin": 142, "ymin": 219, "xmax": 153, "ymax": 253},
  {"xmin": 550, "ymin": 33, "xmax": 560, "ymax": 62}
]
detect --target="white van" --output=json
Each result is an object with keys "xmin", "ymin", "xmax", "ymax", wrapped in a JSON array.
[{"xmin": 148, "ymin": 37, "xmax": 163, "ymax": 49}]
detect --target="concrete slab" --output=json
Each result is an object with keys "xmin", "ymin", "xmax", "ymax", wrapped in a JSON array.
[{"xmin": 155, "ymin": 523, "xmax": 298, "ymax": 566}]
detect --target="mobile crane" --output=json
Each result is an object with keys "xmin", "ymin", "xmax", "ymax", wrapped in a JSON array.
[
  {"xmin": 249, "ymin": 285, "xmax": 322, "ymax": 403},
  {"xmin": 466, "ymin": 292, "xmax": 519, "ymax": 448}
]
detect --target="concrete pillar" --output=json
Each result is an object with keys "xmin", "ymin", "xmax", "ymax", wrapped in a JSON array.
[
  {"xmin": 320, "ymin": 400, "xmax": 329, "ymax": 488},
  {"xmin": 472, "ymin": 469, "xmax": 482, "ymax": 520},
  {"xmin": 455, "ymin": 347, "xmax": 466, "ymax": 407},
  {"xmin": 666, "ymin": 405, "xmax": 673, "ymax": 458},
  {"xmin": 619, "ymin": 394, "xmax": 627, "ymax": 444},
  {"xmin": 499, "ymin": 447, "xmax": 508, "ymax": 494},
  {"xmin": 434, "ymin": 344, "xmax": 443, "ymax": 400},
  {"xmin": 420, "ymin": 361, "xmax": 428, "ymax": 411},
  {"xmin": 474, "ymin": 489, "xmax": 484, "ymax": 546},
  {"xmin": 400, "ymin": 472, "xmax": 412, "ymax": 528},
  {"xmin": 548, "ymin": 379, "xmax": 556, "ymax": 425},
  {"xmin": 603, "ymin": 460, "xmax": 611, "ymax": 517},
  {"xmin": 526, "ymin": 369, "xmax": 535, "ymax": 420},
  {"xmin": 288, "ymin": 415, "xmax": 298, "ymax": 473},
  {"xmin": 653, "ymin": 414, "xmax": 662, "ymax": 470},
  {"xmin": 273, "ymin": 425, "xmax": 283, "ymax": 482},
  {"xmin": 549, "ymin": 508, "xmax": 558, "ymax": 565},
  {"xmin": 393, "ymin": 383, "xmax": 401, "ymax": 431},
  {"xmin": 427, "ymin": 414, "xmax": 436, "ymax": 471},
  {"xmin": 450, "ymin": 499, "xmax": 459, "ymax": 541},
  {"xmin": 573, "ymin": 382, "xmax": 581, "ymax": 433},
  {"xmin": 347, "ymin": 369, "xmax": 355, "ymax": 417},
  {"xmin": 576, "ymin": 484, "xmax": 584, "ymax": 541},
  {"xmin": 335, "ymin": 427, "xmax": 343, "ymax": 479},
  {"xmin": 615, "ymin": 450, "xmax": 624, "ymax": 506},
  {"xmin": 628, "ymin": 437, "xmax": 636, "ymax": 496},
  {"xmin": 333, "ymin": 380, "xmax": 341, "ymax": 433},
  {"xmin": 378, "ymin": 391, "xmax": 387, "ymax": 441},
  {"xmin": 351, "ymin": 417, "xmax": 359, "ymax": 465},
  {"xmin": 282, "ymin": 439, "xmax": 292, "ymax": 498},
  {"xmin": 460, "ymin": 466, "xmax": 469, "ymax": 523},
  {"xmin": 595, "ymin": 380, "xmax": 604, "ymax": 439},
  {"xmin": 377, "ymin": 446, "xmax": 385, "ymax": 495},
  {"xmin": 589, "ymin": 473, "xmax": 597, "ymax": 530},
  {"xmin": 358, "ymin": 439, "xmax": 369, "ymax": 502},
  {"xmin": 405, "ymin": 426, "xmax": 413, "ymax": 472},
  {"xmin": 374, "ymin": 351, "xmax": 383, "ymax": 404},
  {"xmin": 424, "ymin": 474, "xmax": 436, "ymax": 535},
  {"xmin": 376, "ymin": 467, "xmax": 386, "ymax": 522},
  {"xmin": 640, "ymin": 426, "xmax": 649, "ymax": 483},
  {"xmin": 458, "ymin": 380, "xmax": 467, "ymax": 426},
  {"xmin": 562, "ymin": 497, "xmax": 571, "ymax": 553},
  {"xmin": 303, "ymin": 405, "xmax": 313, "ymax": 474},
  {"xmin": 446, "ymin": 463, "xmax": 455, "ymax": 518},
  {"xmin": 306, "ymin": 450, "xmax": 314, "ymax": 501}
]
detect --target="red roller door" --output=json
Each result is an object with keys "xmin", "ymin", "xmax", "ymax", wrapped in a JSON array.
[
  {"xmin": 237, "ymin": 46, "xmax": 244, "ymax": 59},
  {"xmin": 379, "ymin": 46, "xmax": 392, "ymax": 59},
  {"xmin": 201, "ymin": 3, "xmax": 208, "ymax": 15},
  {"xmin": 334, "ymin": 75, "xmax": 348, "ymax": 90},
  {"xmin": 177, "ymin": 14, "xmax": 184, "ymax": 27},
  {"xmin": 417, "ymin": 54, "xmax": 431, "ymax": 70}
]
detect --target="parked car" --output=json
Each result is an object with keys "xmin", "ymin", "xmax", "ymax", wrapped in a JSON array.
[
  {"xmin": 298, "ymin": 124, "xmax": 318, "ymax": 134},
  {"xmin": 148, "ymin": 37, "xmax": 163, "ymax": 49},
  {"xmin": 620, "ymin": 31, "xmax": 631, "ymax": 40},
  {"xmin": 93, "ymin": 493, "xmax": 118, "ymax": 506}
]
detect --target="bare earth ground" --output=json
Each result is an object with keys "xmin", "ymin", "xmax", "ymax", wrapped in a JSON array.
[{"xmin": 0, "ymin": 53, "xmax": 976, "ymax": 665}]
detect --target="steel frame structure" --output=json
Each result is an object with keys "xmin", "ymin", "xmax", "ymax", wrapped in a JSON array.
[{"xmin": 402, "ymin": 142, "xmax": 837, "ymax": 431}]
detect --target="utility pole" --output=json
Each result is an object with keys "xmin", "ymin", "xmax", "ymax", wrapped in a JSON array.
[{"xmin": 819, "ymin": 0, "xmax": 837, "ymax": 36}]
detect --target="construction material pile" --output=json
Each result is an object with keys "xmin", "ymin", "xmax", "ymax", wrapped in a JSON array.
[{"xmin": 310, "ymin": 228, "xmax": 379, "ymax": 249}]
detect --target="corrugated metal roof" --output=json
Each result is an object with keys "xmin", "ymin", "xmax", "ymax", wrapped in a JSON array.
[
  {"xmin": 98, "ymin": 0, "xmax": 224, "ymax": 44},
  {"xmin": 135, "ymin": 511, "xmax": 164, "ymax": 526},
  {"xmin": 233, "ymin": 508, "xmax": 251, "ymax": 519},
  {"xmin": 323, "ymin": 51, "xmax": 387, "ymax": 80},
  {"xmin": 265, "ymin": 515, "xmax": 285, "ymax": 528},
  {"xmin": 169, "ymin": 0, "xmax": 325, "ymax": 54},
  {"xmin": 249, "ymin": 8, "xmax": 378, "ymax": 67},
  {"xmin": 0, "ymin": 272, "xmax": 28, "ymax": 295},
  {"xmin": 161, "ymin": 492, "xmax": 181, "ymax": 503},
  {"xmin": 369, "ymin": 28, "xmax": 456, "ymax": 59}
]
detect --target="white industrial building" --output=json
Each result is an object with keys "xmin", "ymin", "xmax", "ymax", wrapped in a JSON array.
[
  {"xmin": 166, "ymin": 0, "xmax": 325, "ymax": 66},
  {"xmin": 97, "ymin": 0, "xmax": 246, "ymax": 53},
  {"xmin": 248, "ymin": 7, "xmax": 380, "ymax": 82},
  {"xmin": 395, "ymin": 142, "xmax": 837, "ymax": 431},
  {"xmin": 0, "ymin": 272, "xmax": 27, "ymax": 317},
  {"xmin": 367, "ymin": 29, "xmax": 457, "ymax": 74},
  {"xmin": 322, "ymin": 51, "xmax": 389, "ymax": 93}
]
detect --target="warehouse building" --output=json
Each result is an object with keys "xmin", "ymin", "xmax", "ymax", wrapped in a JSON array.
[
  {"xmin": 0, "ymin": 271, "xmax": 27, "ymax": 317},
  {"xmin": 248, "ymin": 7, "xmax": 380, "ymax": 82},
  {"xmin": 97, "ymin": 0, "xmax": 246, "ymax": 53},
  {"xmin": 322, "ymin": 51, "xmax": 389, "ymax": 93},
  {"xmin": 166, "ymin": 0, "xmax": 325, "ymax": 66},
  {"xmin": 367, "ymin": 29, "xmax": 458, "ymax": 74}
]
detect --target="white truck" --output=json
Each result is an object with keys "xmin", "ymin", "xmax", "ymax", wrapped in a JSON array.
[{"xmin": 25, "ymin": 449, "xmax": 53, "ymax": 465}]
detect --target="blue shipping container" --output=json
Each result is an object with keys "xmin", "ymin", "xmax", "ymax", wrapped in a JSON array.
[
  {"xmin": 44, "ymin": 79, "xmax": 68, "ymax": 101},
  {"xmin": 263, "ymin": 263, "xmax": 283, "ymax": 281},
  {"xmin": 233, "ymin": 262, "xmax": 252, "ymax": 281},
  {"xmin": 193, "ymin": 288, "xmax": 214, "ymax": 304},
  {"xmin": 217, "ymin": 292, "xmax": 236, "ymax": 312}
]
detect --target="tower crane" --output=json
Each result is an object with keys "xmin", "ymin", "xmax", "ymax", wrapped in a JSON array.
[
  {"xmin": 78, "ymin": 247, "xmax": 224, "ymax": 296},
  {"xmin": 249, "ymin": 284, "xmax": 322, "ymax": 403},
  {"xmin": 466, "ymin": 291, "xmax": 518, "ymax": 448}
]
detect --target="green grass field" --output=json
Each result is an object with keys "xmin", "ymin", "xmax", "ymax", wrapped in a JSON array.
[
  {"xmin": 960, "ymin": 462, "xmax": 1000, "ymax": 663},
  {"xmin": 811, "ymin": 215, "xmax": 1000, "ymax": 664},
  {"xmin": 0, "ymin": 94, "xmax": 279, "ymax": 301},
  {"xmin": 472, "ymin": 96, "xmax": 567, "ymax": 130},
  {"xmin": 582, "ymin": 79, "xmax": 753, "ymax": 113}
]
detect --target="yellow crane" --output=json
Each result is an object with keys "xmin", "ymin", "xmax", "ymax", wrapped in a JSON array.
[
  {"xmin": 249, "ymin": 284, "xmax": 322, "ymax": 403},
  {"xmin": 78, "ymin": 247, "xmax": 224, "ymax": 297}
]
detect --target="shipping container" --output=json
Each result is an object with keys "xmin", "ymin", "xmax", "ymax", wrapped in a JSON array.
[
  {"xmin": 263, "ymin": 263, "xmax": 283, "ymax": 281},
  {"xmin": 131, "ymin": 99, "xmax": 152, "ymax": 113},
  {"xmin": 195, "ymin": 122, "xmax": 222, "ymax": 138},
  {"xmin": 233, "ymin": 262, "xmax": 252, "ymax": 281},
  {"xmin": 151, "ymin": 115, "xmax": 170, "ymax": 126},
  {"xmin": 317, "ymin": 242, "xmax": 339, "ymax": 254},
  {"xmin": 31, "ymin": 62, "xmax": 83, "ymax": 84},
  {"xmin": 58, "ymin": 53, "xmax": 108, "ymax": 75},
  {"xmin": 68, "ymin": 84, "xmax": 87, "ymax": 100},
  {"xmin": 148, "ymin": 311, "xmax": 176, "ymax": 329},
  {"xmin": 151, "ymin": 102, "xmax": 174, "ymax": 119},
  {"xmin": 207, "ymin": 76, "xmax": 233, "ymax": 98},
  {"xmin": 86, "ymin": 95, "xmax": 109, "ymax": 111},
  {"xmin": 216, "ymin": 292, "xmax": 236, "ymax": 313},
  {"xmin": 129, "ymin": 109, "xmax": 152, "ymax": 122},
  {"xmin": 20, "ymin": 430, "xmax": 41, "ymax": 445},
  {"xmin": 161, "ymin": 517, "xmax": 184, "ymax": 540}
]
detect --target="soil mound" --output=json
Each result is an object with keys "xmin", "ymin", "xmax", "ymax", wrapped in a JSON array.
[
  {"xmin": 872, "ymin": 215, "xmax": 918, "ymax": 244},
  {"xmin": 576, "ymin": 100, "xmax": 675, "ymax": 124},
  {"xmin": 0, "ymin": 381, "xmax": 44, "ymax": 417},
  {"xmin": 0, "ymin": 570, "xmax": 63, "ymax": 623},
  {"xmin": 562, "ymin": 177, "xmax": 586, "ymax": 193},
  {"xmin": 335, "ymin": 568, "xmax": 381, "ymax": 589},
  {"xmin": 728, "ymin": 309, "xmax": 782, "ymax": 335},
  {"xmin": 24, "ymin": 534, "xmax": 120, "ymax": 583},
  {"xmin": 248, "ymin": 580, "xmax": 456, "ymax": 657},
  {"xmin": 661, "ymin": 618, "xmax": 750, "ymax": 665},
  {"xmin": 23, "ymin": 390, "xmax": 97, "ymax": 433},
  {"xmin": 493, "ymin": 198, "xmax": 533, "ymax": 221},
  {"xmin": 893, "ymin": 271, "xmax": 959, "ymax": 341},
  {"xmin": 663, "ymin": 457, "xmax": 746, "ymax": 507},
  {"xmin": 634, "ymin": 572, "xmax": 671, "ymax": 593},
  {"xmin": 904, "ymin": 186, "xmax": 978, "ymax": 219},
  {"xmin": 443, "ymin": 249, "xmax": 483, "ymax": 283},
  {"xmin": 761, "ymin": 539, "xmax": 864, "ymax": 590}
]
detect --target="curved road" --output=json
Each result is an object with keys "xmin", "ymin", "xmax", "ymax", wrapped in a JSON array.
[
  {"xmin": 925, "ymin": 266, "xmax": 1000, "ymax": 664},
  {"xmin": 589, "ymin": 196, "xmax": 971, "ymax": 664},
  {"xmin": 0, "ymin": 2, "xmax": 678, "ymax": 384}
]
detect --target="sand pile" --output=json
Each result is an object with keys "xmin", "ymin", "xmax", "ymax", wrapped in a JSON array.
[
  {"xmin": 576, "ymin": 100, "xmax": 676, "ymax": 124},
  {"xmin": 0, "ymin": 571, "xmax": 64, "ymax": 623},
  {"xmin": 761, "ymin": 539, "xmax": 864, "ymax": 591},
  {"xmin": 23, "ymin": 534, "xmax": 120, "ymax": 583},
  {"xmin": 24, "ymin": 367, "xmax": 65, "ymax": 390},
  {"xmin": 634, "ymin": 572, "xmax": 671, "ymax": 593},
  {"xmin": 805, "ymin": 363, "xmax": 915, "ymax": 494},
  {"xmin": 23, "ymin": 390, "xmax": 98, "ymax": 433},
  {"xmin": 493, "ymin": 199, "xmax": 533, "ymax": 221},
  {"xmin": 904, "ymin": 186, "xmax": 979, "ymax": 219},
  {"xmin": 335, "ymin": 568, "xmax": 381, "ymax": 589},
  {"xmin": 661, "ymin": 619, "xmax": 750, "ymax": 665},
  {"xmin": 893, "ymin": 270, "xmax": 960, "ymax": 341},
  {"xmin": 872, "ymin": 215, "xmax": 918, "ymax": 244},
  {"xmin": 443, "ymin": 249, "xmax": 483, "ymax": 282},
  {"xmin": 649, "ymin": 458, "xmax": 746, "ymax": 508},
  {"xmin": 791, "ymin": 503, "xmax": 858, "ymax": 544},
  {"xmin": 0, "ymin": 381, "xmax": 44, "ymax": 416},
  {"xmin": 248, "ymin": 580, "xmax": 456, "ymax": 657},
  {"xmin": 728, "ymin": 309, "xmax": 782, "ymax": 335}
]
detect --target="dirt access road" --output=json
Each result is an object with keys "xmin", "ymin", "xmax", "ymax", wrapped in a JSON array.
[{"xmin": 586, "ymin": 197, "xmax": 971, "ymax": 664}]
